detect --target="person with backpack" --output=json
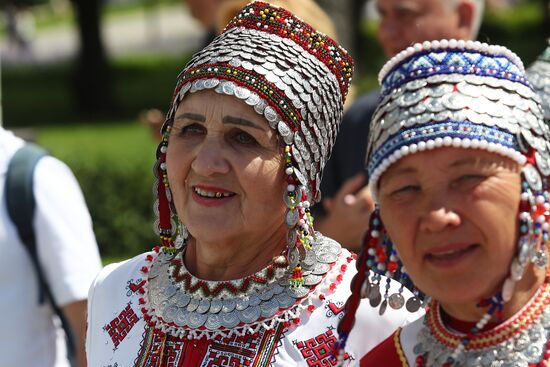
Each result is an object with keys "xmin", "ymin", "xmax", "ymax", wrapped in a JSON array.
[{"xmin": 0, "ymin": 126, "xmax": 102, "ymax": 367}]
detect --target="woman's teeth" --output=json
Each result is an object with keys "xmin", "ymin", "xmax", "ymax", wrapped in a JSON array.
[{"xmin": 194, "ymin": 187, "xmax": 233, "ymax": 198}]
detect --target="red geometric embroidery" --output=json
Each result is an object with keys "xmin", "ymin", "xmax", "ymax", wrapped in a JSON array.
[
  {"xmin": 327, "ymin": 303, "xmax": 345, "ymax": 316},
  {"xmin": 294, "ymin": 327, "xmax": 350, "ymax": 367},
  {"xmin": 105, "ymin": 304, "xmax": 139, "ymax": 348},
  {"xmin": 135, "ymin": 323, "xmax": 285, "ymax": 367}
]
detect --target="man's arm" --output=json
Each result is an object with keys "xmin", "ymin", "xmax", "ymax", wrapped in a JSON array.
[{"xmin": 63, "ymin": 300, "xmax": 88, "ymax": 367}]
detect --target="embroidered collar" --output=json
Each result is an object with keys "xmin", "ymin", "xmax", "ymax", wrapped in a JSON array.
[
  {"xmin": 138, "ymin": 235, "xmax": 348, "ymax": 339},
  {"xmin": 414, "ymin": 283, "xmax": 550, "ymax": 366}
]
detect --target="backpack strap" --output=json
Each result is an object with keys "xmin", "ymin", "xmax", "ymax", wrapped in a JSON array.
[{"xmin": 5, "ymin": 143, "xmax": 76, "ymax": 367}]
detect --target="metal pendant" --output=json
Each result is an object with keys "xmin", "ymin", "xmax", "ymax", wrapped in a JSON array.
[
  {"xmin": 389, "ymin": 293, "xmax": 405, "ymax": 310},
  {"xmin": 523, "ymin": 164, "xmax": 543, "ymax": 191},
  {"xmin": 379, "ymin": 299, "xmax": 388, "ymax": 315},
  {"xmin": 406, "ymin": 297, "xmax": 422, "ymax": 312}
]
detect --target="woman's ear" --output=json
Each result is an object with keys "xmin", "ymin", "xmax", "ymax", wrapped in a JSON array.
[{"xmin": 456, "ymin": 1, "xmax": 475, "ymax": 39}]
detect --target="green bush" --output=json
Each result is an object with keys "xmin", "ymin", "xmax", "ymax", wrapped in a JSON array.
[{"xmin": 37, "ymin": 122, "xmax": 159, "ymax": 258}]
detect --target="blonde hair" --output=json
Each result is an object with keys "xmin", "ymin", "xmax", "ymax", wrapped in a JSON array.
[{"xmin": 216, "ymin": 0, "xmax": 338, "ymax": 41}]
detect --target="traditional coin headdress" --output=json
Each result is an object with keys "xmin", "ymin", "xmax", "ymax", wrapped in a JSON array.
[
  {"xmin": 153, "ymin": 1, "xmax": 353, "ymax": 287},
  {"xmin": 336, "ymin": 40, "xmax": 550, "ymax": 365},
  {"xmin": 527, "ymin": 40, "xmax": 550, "ymax": 123}
]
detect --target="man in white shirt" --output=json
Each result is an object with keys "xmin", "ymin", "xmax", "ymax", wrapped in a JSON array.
[{"xmin": 0, "ymin": 126, "xmax": 102, "ymax": 367}]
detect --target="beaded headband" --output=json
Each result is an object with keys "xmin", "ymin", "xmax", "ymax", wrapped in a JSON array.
[
  {"xmin": 527, "ymin": 40, "xmax": 550, "ymax": 122},
  {"xmin": 367, "ymin": 40, "xmax": 548, "ymax": 199},
  {"xmin": 153, "ymin": 1, "xmax": 353, "ymax": 251}
]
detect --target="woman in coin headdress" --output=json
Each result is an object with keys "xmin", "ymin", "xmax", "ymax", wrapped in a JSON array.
[
  {"xmin": 334, "ymin": 39, "xmax": 550, "ymax": 366},
  {"xmin": 85, "ymin": 2, "xmax": 419, "ymax": 366}
]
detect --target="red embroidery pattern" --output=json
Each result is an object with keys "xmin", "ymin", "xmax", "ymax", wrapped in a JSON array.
[
  {"xmin": 135, "ymin": 323, "xmax": 285, "ymax": 367},
  {"xmin": 294, "ymin": 327, "xmax": 350, "ymax": 367},
  {"xmin": 105, "ymin": 304, "xmax": 139, "ymax": 348}
]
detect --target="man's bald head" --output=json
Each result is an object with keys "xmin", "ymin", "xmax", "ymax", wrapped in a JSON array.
[{"xmin": 376, "ymin": 0, "xmax": 485, "ymax": 57}]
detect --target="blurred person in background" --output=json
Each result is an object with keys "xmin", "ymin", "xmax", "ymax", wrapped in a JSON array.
[
  {"xmin": 86, "ymin": 3, "xmax": 420, "ymax": 366},
  {"xmin": 0, "ymin": 125, "xmax": 102, "ymax": 366},
  {"xmin": 315, "ymin": 0, "xmax": 486, "ymax": 251}
]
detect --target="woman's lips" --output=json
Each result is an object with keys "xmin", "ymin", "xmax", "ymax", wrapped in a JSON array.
[
  {"xmin": 191, "ymin": 185, "xmax": 236, "ymax": 207},
  {"xmin": 424, "ymin": 243, "xmax": 480, "ymax": 268}
]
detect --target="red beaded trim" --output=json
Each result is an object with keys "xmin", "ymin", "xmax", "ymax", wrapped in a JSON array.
[
  {"xmin": 426, "ymin": 283, "xmax": 550, "ymax": 350},
  {"xmin": 170, "ymin": 257, "xmax": 288, "ymax": 297},
  {"xmin": 224, "ymin": 2, "xmax": 353, "ymax": 101}
]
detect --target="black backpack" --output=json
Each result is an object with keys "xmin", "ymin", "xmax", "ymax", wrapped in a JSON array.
[{"xmin": 5, "ymin": 143, "xmax": 76, "ymax": 366}]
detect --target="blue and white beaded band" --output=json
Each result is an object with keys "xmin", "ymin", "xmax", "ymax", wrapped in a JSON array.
[{"xmin": 368, "ymin": 121, "xmax": 526, "ymax": 199}]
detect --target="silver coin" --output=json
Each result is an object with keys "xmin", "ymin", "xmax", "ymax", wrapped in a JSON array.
[
  {"xmin": 303, "ymin": 249, "xmax": 316, "ymax": 267},
  {"xmin": 245, "ymin": 93, "xmax": 260, "ymax": 106},
  {"xmin": 312, "ymin": 262, "xmax": 330, "ymax": 275},
  {"xmin": 287, "ymin": 286, "xmax": 309, "ymax": 299},
  {"xmin": 264, "ymin": 106, "xmax": 278, "ymax": 123},
  {"xmin": 284, "ymin": 187, "xmax": 300, "ymax": 208},
  {"xmin": 406, "ymin": 297, "xmax": 422, "ymax": 312},
  {"xmin": 235, "ymin": 86, "xmax": 251, "ymax": 100},
  {"xmin": 536, "ymin": 152, "xmax": 550, "ymax": 176},
  {"xmin": 163, "ymin": 283, "xmax": 177, "ymax": 298},
  {"xmin": 370, "ymin": 292, "xmax": 382, "ymax": 308},
  {"xmin": 175, "ymin": 308, "xmax": 189, "ymax": 326},
  {"xmin": 187, "ymin": 312, "xmax": 208, "ymax": 328},
  {"xmin": 275, "ymin": 292, "xmax": 295, "ymax": 309},
  {"xmin": 368, "ymin": 283, "xmax": 380, "ymax": 301},
  {"xmin": 209, "ymin": 299, "xmax": 223, "ymax": 314},
  {"xmin": 235, "ymin": 296, "xmax": 250, "ymax": 311},
  {"xmin": 388, "ymin": 293, "xmax": 405, "ymax": 309},
  {"xmin": 272, "ymin": 283, "xmax": 284, "ymax": 295},
  {"xmin": 304, "ymin": 274, "xmax": 323, "ymax": 286},
  {"xmin": 221, "ymin": 311, "xmax": 240, "ymax": 328},
  {"xmin": 157, "ymin": 300, "xmax": 169, "ymax": 313},
  {"xmin": 196, "ymin": 299, "xmax": 210, "ymax": 314},
  {"xmin": 254, "ymin": 100, "xmax": 267, "ymax": 115},
  {"xmin": 222, "ymin": 298, "xmax": 236, "ymax": 313},
  {"xmin": 187, "ymin": 298, "xmax": 200, "ymax": 312},
  {"xmin": 164, "ymin": 305, "xmax": 178, "ymax": 322},
  {"xmin": 239, "ymin": 305, "xmax": 261, "ymax": 324},
  {"xmin": 205, "ymin": 313, "xmax": 223, "ymax": 330},
  {"xmin": 248, "ymin": 294, "xmax": 261, "ymax": 307},
  {"xmin": 405, "ymin": 79, "xmax": 428, "ymax": 91},
  {"xmin": 260, "ymin": 299, "xmax": 280, "ymax": 318},
  {"xmin": 317, "ymin": 252, "xmax": 338, "ymax": 264},
  {"xmin": 285, "ymin": 209, "xmax": 299, "ymax": 227},
  {"xmin": 258, "ymin": 286, "xmax": 274, "ymax": 301},
  {"xmin": 524, "ymin": 164, "xmax": 543, "ymax": 191}
]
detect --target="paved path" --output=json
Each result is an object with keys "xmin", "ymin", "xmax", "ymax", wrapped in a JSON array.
[{"xmin": 0, "ymin": 3, "xmax": 204, "ymax": 65}]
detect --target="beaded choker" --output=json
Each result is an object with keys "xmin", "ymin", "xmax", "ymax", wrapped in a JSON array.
[
  {"xmin": 138, "ymin": 235, "xmax": 349, "ymax": 339},
  {"xmin": 413, "ymin": 283, "xmax": 550, "ymax": 366}
]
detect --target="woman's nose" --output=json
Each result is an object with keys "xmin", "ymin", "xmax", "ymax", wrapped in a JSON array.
[
  {"xmin": 190, "ymin": 139, "xmax": 230, "ymax": 176},
  {"xmin": 419, "ymin": 206, "xmax": 461, "ymax": 233}
]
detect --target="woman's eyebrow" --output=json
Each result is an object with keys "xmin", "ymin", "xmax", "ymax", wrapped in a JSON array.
[
  {"xmin": 175, "ymin": 113, "xmax": 205, "ymax": 122},
  {"xmin": 223, "ymin": 115, "xmax": 266, "ymax": 131}
]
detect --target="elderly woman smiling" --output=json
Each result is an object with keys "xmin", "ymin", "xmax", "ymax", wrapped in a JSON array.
[
  {"xmin": 335, "ymin": 41, "xmax": 550, "ymax": 366},
  {"xmin": 85, "ymin": 2, "xmax": 418, "ymax": 366}
]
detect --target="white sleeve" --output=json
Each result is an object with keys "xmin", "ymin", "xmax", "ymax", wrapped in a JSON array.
[{"xmin": 33, "ymin": 156, "xmax": 102, "ymax": 306}]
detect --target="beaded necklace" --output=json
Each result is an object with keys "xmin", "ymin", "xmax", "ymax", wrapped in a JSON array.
[
  {"xmin": 138, "ymin": 235, "xmax": 352, "ymax": 340},
  {"xmin": 413, "ymin": 282, "xmax": 550, "ymax": 367}
]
